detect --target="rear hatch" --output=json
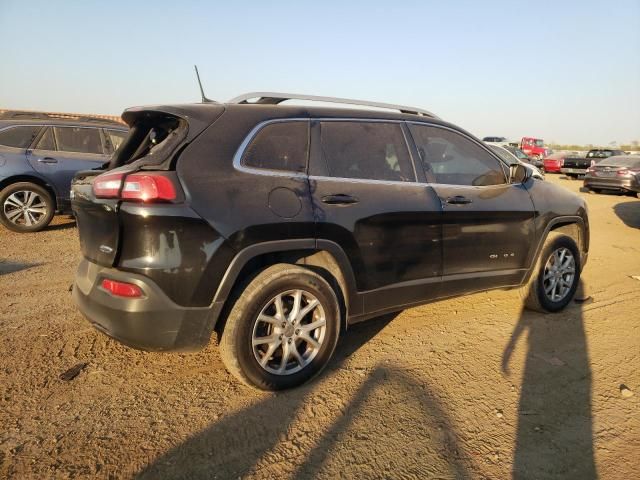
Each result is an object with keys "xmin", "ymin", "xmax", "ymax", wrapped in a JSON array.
[{"xmin": 71, "ymin": 104, "xmax": 225, "ymax": 267}]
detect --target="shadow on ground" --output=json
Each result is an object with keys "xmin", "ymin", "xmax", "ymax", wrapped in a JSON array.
[
  {"xmin": 613, "ymin": 201, "xmax": 640, "ymax": 228},
  {"xmin": 45, "ymin": 217, "xmax": 76, "ymax": 231},
  {"xmin": 137, "ymin": 313, "xmax": 470, "ymax": 479},
  {"xmin": 0, "ymin": 260, "xmax": 42, "ymax": 275},
  {"xmin": 503, "ymin": 282, "xmax": 596, "ymax": 479}
]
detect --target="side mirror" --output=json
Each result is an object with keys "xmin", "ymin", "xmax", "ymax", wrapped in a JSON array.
[{"xmin": 509, "ymin": 163, "xmax": 530, "ymax": 183}]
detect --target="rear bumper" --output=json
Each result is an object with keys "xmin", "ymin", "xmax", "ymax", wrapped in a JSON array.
[
  {"xmin": 584, "ymin": 176, "xmax": 640, "ymax": 192},
  {"xmin": 561, "ymin": 167, "xmax": 586, "ymax": 175},
  {"xmin": 73, "ymin": 258, "xmax": 223, "ymax": 351}
]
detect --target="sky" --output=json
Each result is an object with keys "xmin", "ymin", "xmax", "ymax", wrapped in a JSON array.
[{"xmin": 1, "ymin": 0, "xmax": 639, "ymax": 145}]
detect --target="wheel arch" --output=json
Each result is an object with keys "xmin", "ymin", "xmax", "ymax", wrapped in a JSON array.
[
  {"xmin": 524, "ymin": 216, "xmax": 588, "ymax": 284},
  {"xmin": 0, "ymin": 175, "xmax": 59, "ymax": 211},
  {"xmin": 211, "ymin": 239, "xmax": 361, "ymax": 336}
]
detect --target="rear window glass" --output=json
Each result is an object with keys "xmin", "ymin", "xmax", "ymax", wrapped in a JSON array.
[
  {"xmin": 242, "ymin": 121, "xmax": 309, "ymax": 172},
  {"xmin": 598, "ymin": 157, "xmax": 640, "ymax": 168},
  {"xmin": 320, "ymin": 122, "xmax": 414, "ymax": 182},
  {"xmin": 0, "ymin": 126, "xmax": 41, "ymax": 148},
  {"xmin": 54, "ymin": 127, "xmax": 103, "ymax": 154}
]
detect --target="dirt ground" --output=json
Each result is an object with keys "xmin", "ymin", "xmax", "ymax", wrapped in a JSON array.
[{"xmin": 0, "ymin": 175, "xmax": 638, "ymax": 479}]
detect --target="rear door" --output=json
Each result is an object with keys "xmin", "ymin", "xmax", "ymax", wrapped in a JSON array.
[
  {"xmin": 408, "ymin": 123, "xmax": 535, "ymax": 293},
  {"xmin": 309, "ymin": 120, "xmax": 443, "ymax": 314},
  {"xmin": 27, "ymin": 126, "xmax": 109, "ymax": 204}
]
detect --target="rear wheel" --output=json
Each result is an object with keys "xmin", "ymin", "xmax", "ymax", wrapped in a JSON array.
[
  {"xmin": 520, "ymin": 233, "xmax": 581, "ymax": 313},
  {"xmin": 0, "ymin": 182, "xmax": 54, "ymax": 233},
  {"xmin": 219, "ymin": 264, "xmax": 341, "ymax": 390}
]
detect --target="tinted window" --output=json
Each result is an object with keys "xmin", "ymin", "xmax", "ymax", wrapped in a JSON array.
[
  {"xmin": 0, "ymin": 126, "xmax": 41, "ymax": 148},
  {"xmin": 105, "ymin": 129, "xmax": 127, "ymax": 154},
  {"xmin": 242, "ymin": 122, "xmax": 308, "ymax": 172},
  {"xmin": 53, "ymin": 127, "xmax": 103, "ymax": 154},
  {"xmin": 35, "ymin": 128, "xmax": 55, "ymax": 150},
  {"xmin": 409, "ymin": 124, "xmax": 506, "ymax": 186},
  {"xmin": 320, "ymin": 122, "xmax": 414, "ymax": 182}
]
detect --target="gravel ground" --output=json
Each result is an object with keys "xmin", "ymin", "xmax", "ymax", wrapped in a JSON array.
[{"xmin": 0, "ymin": 175, "xmax": 638, "ymax": 479}]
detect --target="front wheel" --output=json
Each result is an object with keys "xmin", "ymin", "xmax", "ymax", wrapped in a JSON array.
[
  {"xmin": 0, "ymin": 182, "xmax": 55, "ymax": 233},
  {"xmin": 219, "ymin": 264, "xmax": 341, "ymax": 390},
  {"xmin": 520, "ymin": 233, "xmax": 581, "ymax": 312}
]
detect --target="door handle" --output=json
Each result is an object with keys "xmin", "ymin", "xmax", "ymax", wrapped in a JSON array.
[
  {"xmin": 321, "ymin": 194, "xmax": 359, "ymax": 205},
  {"xmin": 445, "ymin": 195, "xmax": 472, "ymax": 205},
  {"xmin": 37, "ymin": 157, "xmax": 58, "ymax": 164}
]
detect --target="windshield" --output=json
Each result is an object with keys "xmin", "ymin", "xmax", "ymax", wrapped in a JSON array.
[
  {"xmin": 489, "ymin": 145, "xmax": 517, "ymax": 165},
  {"xmin": 587, "ymin": 150, "xmax": 613, "ymax": 158},
  {"xmin": 534, "ymin": 139, "xmax": 544, "ymax": 147},
  {"xmin": 506, "ymin": 146, "xmax": 529, "ymax": 160}
]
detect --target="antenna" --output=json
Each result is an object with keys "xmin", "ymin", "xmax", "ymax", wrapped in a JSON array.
[{"xmin": 194, "ymin": 65, "xmax": 214, "ymax": 103}]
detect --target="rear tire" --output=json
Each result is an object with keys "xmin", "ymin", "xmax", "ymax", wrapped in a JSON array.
[
  {"xmin": 219, "ymin": 264, "xmax": 341, "ymax": 390},
  {"xmin": 519, "ymin": 233, "xmax": 581, "ymax": 313},
  {"xmin": 0, "ymin": 182, "xmax": 54, "ymax": 233}
]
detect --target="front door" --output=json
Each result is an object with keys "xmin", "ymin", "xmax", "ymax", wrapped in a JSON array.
[
  {"xmin": 407, "ymin": 123, "xmax": 535, "ymax": 294},
  {"xmin": 309, "ymin": 120, "xmax": 443, "ymax": 315}
]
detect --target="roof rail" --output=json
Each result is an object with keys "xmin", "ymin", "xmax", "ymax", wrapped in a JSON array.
[
  {"xmin": 227, "ymin": 92, "xmax": 439, "ymax": 119},
  {"xmin": 0, "ymin": 109, "xmax": 125, "ymax": 125}
]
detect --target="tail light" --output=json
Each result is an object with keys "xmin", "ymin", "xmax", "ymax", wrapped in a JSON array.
[
  {"xmin": 93, "ymin": 171, "xmax": 177, "ymax": 202},
  {"xmin": 617, "ymin": 168, "xmax": 631, "ymax": 177},
  {"xmin": 101, "ymin": 279, "xmax": 143, "ymax": 297},
  {"xmin": 587, "ymin": 167, "xmax": 596, "ymax": 173}
]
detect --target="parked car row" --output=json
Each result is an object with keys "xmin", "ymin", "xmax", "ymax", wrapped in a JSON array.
[{"xmin": 0, "ymin": 110, "xmax": 127, "ymax": 232}]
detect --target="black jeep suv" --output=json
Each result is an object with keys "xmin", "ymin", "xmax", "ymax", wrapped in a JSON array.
[{"xmin": 71, "ymin": 93, "xmax": 589, "ymax": 390}]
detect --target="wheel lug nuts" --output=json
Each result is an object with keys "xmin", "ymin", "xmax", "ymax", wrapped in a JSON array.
[
  {"xmin": 295, "ymin": 329, "xmax": 300, "ymax": 335},
  {"xmin": 288, "ymin": 339, "xmax": 292, "ymax": 344},
  {"xmin": 279, "ymin": 335, "xmax": 283, "ymax": 340},
  {"xmin": 281, "ymin": 322, "xmax": 286, "ymax": 328}
]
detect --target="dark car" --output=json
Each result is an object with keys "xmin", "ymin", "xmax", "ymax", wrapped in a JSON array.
[
  {"xmin": 71, "ymin": 93, "xmax": 589, "ymax": 390},
  {"xmin": 561, "ymin": 148, "xmax": 626, "ymax": 179},
  {"xmin": 0, "ymin": 110, "xmax": 127, "ymax": 232},
  {"xmin": 584, "ymin": 155, "xmax": 640, "ymax": 196}
]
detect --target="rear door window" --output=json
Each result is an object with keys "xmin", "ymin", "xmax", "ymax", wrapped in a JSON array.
[
  {"xmin": 409, "ymin": 124, "xmax": 507, "ymax": 186},
  {"xmin": 104, "ymin": 129, "xmax": 127, "ymax": 154},
  {"xmin": 0, "ymin": 126, "xmax": 42, "ymax": 148},
  {"xmin": 34, "ymin": 127, "xmax": 56, "ymax": 151},
  {"xmin": 53, "ymin": 127, "xmax": 104, "ymax": 154},
  {"xmin": 319, "ymin": 121, "xmax": 414, "ymax": 182},
  {"xmin": 242, "ymin": 121, "xmax": 309, "ymax": 173}
]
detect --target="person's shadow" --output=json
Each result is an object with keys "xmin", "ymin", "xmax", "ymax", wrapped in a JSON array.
[
  {"xmin": 502, "ymin": 286, "xmax": 597, "ymax": 479},
  {"xmin": 137, "ymin": 313, "xmax": 470, "ymax": 479}
]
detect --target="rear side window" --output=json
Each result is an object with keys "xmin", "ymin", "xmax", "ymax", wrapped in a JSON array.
[
  {"xmin": 242, "ymin": 122, "xmax": 309, "ymax": 173},
  {"xmin": 35, "ymin": 128, "xmax": 56, "ymax": 150},
  {"xmin": 104, "ymin": 129, "xmax": 127, "ymax": 154},
  {"xmin": 409, "ymin": 124, "xmax": 506, "ymax": 186},
  {"xmin": 0, "ymin": 126, "xmax": 41, "ymax": 148},
  {"xmin": 319, "ymin": 122, "xmax": 414, "ymax": 182},
  {"xmin": 53, "ymin": 127, "xmax": 103, "ymax": 154}
]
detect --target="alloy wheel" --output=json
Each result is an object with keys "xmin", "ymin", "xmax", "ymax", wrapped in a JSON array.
[
  {"xmin": 3, "ymin": 190, "xmax": 49, "ymax": 227},
  {"xmin": 542, "ymin": 247, "xmax": 576, "ymax": 302},
  {"xmin": 251, "ymin": 289, "xmax": 327, "ymax": 375}
]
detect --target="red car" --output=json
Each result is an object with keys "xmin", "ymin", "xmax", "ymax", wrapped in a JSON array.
[{"xmin": 544, "ymin": 152, "xmax": 572, "ymax": 173}]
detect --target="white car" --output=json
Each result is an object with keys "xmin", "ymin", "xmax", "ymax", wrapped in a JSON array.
[
  {"xmin": 488, "ymin": 144, "xmax": 545, "ymax": 180},
  {"xmin": 482, "ymin": 136, "xmax": 511, "ymax": 147}
]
